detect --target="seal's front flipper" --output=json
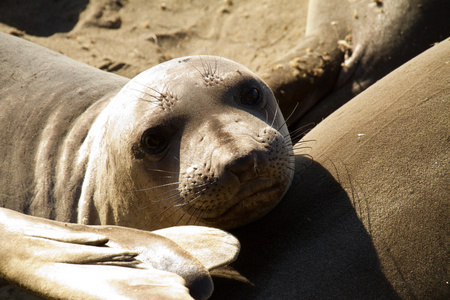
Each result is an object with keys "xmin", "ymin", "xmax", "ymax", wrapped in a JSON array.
[
  {"xmin": 1, "ymin": 208, "xmax": 111, "ymax": 246},
  {"xmin": 90, "ymin": 225, "xmax": 215, "ymax": 300},
  {"xmin": 153, "ymin": 226, "xmax": 240, "ymax": 271},
  {"xmin": 0, "ymin": 208, "xmax": 208, "ymax": 299},
  {"xmin": 0, "ymin": 208, "xmax": 139, "ymax": 267},
  {"xmin": 91, "ymin": 225, "xmax": 240, "ymax": 299}
]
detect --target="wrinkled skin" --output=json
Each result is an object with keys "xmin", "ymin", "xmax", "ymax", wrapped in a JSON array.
[
  {"xmin": 0, "ymin": 33, "xmax": 294, "ymax": 231},
  {"xmin": 211, "ymin": 38, "xmax": 450, "ymax": 299},
  {"xmin": 0, "ymin": 33, "xmax": 267, "ymax": 299},
  {"xmin": 260, "ymin": 0, "xmax": 450, "ymax": 139}
]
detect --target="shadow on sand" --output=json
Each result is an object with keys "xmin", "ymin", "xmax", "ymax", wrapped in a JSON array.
[{"xmin": 0, "ymin": 0, "xmax": 89, "ymax": 36}]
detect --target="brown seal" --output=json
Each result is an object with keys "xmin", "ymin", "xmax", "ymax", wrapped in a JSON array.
[
  {"xmin": 0, "ymin": 32, "xmax": 290, "ymax": 299},
  {"xmin": 76, "ymin": 55, "xmax": 294, "ymax": 230},
  {"xmin": 0, "ymin": 33, "xmax": 294, "ymax": 231}
]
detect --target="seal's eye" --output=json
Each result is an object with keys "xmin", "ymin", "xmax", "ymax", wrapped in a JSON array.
[
  {"xmin": 241, "ymin": 87, "xmax": 261, "ymax": 106},
  {"xmin": 141, "ymin": 128, "xmax": 169, "ymax": 155}
]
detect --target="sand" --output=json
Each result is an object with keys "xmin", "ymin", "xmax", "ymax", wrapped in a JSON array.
[{"xmin": 0, "ymin": 0, "xmax": 308, "ymax": 79}]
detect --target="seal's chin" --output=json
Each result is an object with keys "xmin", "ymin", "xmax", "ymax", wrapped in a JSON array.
[{"xmin": 201, "ymin": 178, "xmax": 288, "ymax": 229}]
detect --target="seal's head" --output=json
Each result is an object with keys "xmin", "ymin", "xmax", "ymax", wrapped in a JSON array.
[{"xmin": 79, "ymin": 56, "xmax": 294, "ymax": 230}]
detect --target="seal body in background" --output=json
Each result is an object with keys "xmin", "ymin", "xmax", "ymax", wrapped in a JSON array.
[
  {"xmin": 212, "ymin": 38, "xmax": 450, "ymax": 299},
  {"xmin": 262, "ymin": 0, "xmax": 450, "ymax": 135}
]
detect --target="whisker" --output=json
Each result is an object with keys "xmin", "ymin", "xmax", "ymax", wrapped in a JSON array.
[
  {"xmin": 127, "ymin": 87, "xmax": 160, "ymax": 101},
  {"xmin": 191, "ymin": 62, "xmax": 205, "ymax": 79},
  {"xmin": 291, "ymin": 145, "xmax": 313, "ymax": 152},
  {"xmin": 192, "ymin": 209, "xmax": 206, "ymax": 226},
  {"xmin": 286, "ymin": 166, "xmax": 296, "ymax": 173},
  {"xmin": 290, "ymin": 138, "xmax": 316, "ymax": 148},
  {"xmin": 173, "ymin": 186, "xmax": 209, "ymax": 207},
  {"xmin": 134, "ymin": 181, "xmax": 180, "ymax": 193},
  {"xmin": 157, "ymin": 196, "xmax": 196, "ymax": 226},
  {"xmin": 172, "ymin": 207, "xmax": 190, "ymax": 227},
  {"xmin": 139, "ymin": 180, "xmax": 211, "ymax": 227},
  {"xmin": 126, "ymin": 88, "xmax": 163, "ymax": 108},
  {"xmin": 143, "ymin": 195, "xmax": 185, "ymax": 226},
  {"xmin": 137, "ymin": 189, "xmax": 182, "ymax": 210},
  {"xmin": 281, "ymin": 102, "xmax": 299, "ymax": 129},
  {"xmin": 288, "ymin": 122, "xmax": 315, "ymax": 141},
  {"xmin": 213, "ymin": 55, "xmax": 220, "ymax": 77},
  {"xmin": 132, "ymin": 81, "xmax": 165, "ymax": 97},
  {"xmin": 145, "ymin": 169, "xmax": 179, "ymax": 175},
  {"xmin": 199, "ymin": 54, "xmax": 209, "ymax": 77},
  {"xmin": 270, "ymin": 104, "xmax": 280, "ymax": 129},
  {"xmin": 174, "ymin": 201, "xmax": 202, "ymax": 226},
  {"xmin": 183, "ymin": 206, "xmax": 200, "ymax": 225},
  {"xmin": 205, "ymin": 50, "xmax": 213, "ymax": 76}
]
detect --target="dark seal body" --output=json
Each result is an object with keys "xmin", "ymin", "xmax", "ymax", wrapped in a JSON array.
[
  {"xmin": 212, "ymin": 38, "xmax": 450, "ymax": 299},
  {"xmin": 262, "ymin": 0, "xmax": 450, "ymax": 133}
]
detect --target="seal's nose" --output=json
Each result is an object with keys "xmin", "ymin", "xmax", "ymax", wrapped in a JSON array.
[{"xmin": 225, "ymin": 150, "xmax": 267, "ymax": 183}]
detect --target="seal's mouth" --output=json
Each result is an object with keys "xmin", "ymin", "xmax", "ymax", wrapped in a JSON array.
[
  {"xmin": 232, "ymin": 178, "xmax": 281, "ymax": 204},
  {"xmin": 201, "ymin": 178, "xmax": 286, "ymax": 226}
]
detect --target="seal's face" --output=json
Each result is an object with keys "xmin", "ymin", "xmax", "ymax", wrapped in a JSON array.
[{"xmin": 84, "ymin": 56, "xmax": 294, "ymax": 230}]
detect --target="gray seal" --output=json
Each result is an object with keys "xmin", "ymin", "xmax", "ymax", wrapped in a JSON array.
[
  {"xmin": 0, "ymin": 33, "xmax": 294, "ymax": 231},
  {"xmin": 0, "ymin": 32, "xmax": 292, "ymax": 299}
]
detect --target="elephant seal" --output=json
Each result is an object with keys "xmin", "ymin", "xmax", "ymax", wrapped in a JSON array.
[
  {"xmin": 0, "ymin": 33, "xmax": 294, "ymax": 231},
  {"xmin": 0, "ymin": 32, "xmax": 290, "ymax": 299},
  {"xmin": 260, "ymin": 0, "xmax": 450, "ymax": 136},
  {"xmin": 212, "ymin": 38, "xmax": 450, "ymax": 299}
]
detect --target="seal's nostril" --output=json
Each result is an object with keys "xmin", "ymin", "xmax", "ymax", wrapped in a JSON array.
[
  {"xmin": 254, "ymin": 165, "xmax": 260, "ymax": 175},
  {"xmin": 226, "ymin": 151, "xmax": 262, "ymax": 183}
]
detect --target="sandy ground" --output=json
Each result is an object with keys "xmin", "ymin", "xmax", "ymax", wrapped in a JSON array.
[{"xmin": 0, "ymin": 0, "xmax": 308, "ymax": 79}]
